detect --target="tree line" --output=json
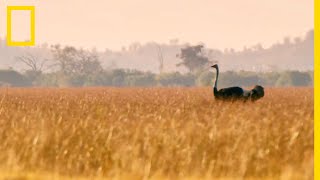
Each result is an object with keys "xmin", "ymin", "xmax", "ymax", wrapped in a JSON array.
[
  {"xmin": 0, "ymin": 45, "xmax": 313, "ymax": 87},
  {"xmin": 0, "ymin": 68, "xmax": 313, "ymax": 87}
]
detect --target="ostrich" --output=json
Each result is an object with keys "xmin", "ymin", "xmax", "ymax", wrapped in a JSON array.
[{"xmin": 211, "ymin": 64, "xmax": 264, "ymax": 101}]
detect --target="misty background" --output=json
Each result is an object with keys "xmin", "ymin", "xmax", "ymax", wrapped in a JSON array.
[
  {"xmin": 0, "ymin": 0, "xmax": 314, "ymax": 87},
  {"xmin": 0, "ymin": 29, "xmax": 314, "ymax": 87}
]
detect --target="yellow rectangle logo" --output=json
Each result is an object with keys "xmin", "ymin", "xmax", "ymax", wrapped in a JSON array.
[{"xmin": 7, "ymin": 6, "xmax": 35, "ymax": 46}]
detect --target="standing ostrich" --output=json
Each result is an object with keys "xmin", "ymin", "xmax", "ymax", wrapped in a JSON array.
[{"xmin": 211, "ymin": 64, "xmax": 264, "ymax": 101}]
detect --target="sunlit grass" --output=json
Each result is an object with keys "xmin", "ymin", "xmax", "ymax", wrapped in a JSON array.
[{"xmin": 0, "ymin": 87, "xmax": 313, "ymax": 179}]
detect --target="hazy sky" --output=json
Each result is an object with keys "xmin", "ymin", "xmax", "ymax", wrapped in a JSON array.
[{"xmin": 0, "ymin": 0, "xmax": 314, "ymax": 51}]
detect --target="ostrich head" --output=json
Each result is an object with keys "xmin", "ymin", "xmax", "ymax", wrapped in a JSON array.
[
  {"xmin": 250, "ymin": 85, "xmax": 264, "ymax": 101},
  {"xmin": 211, "ymin": 64, "xmax": 218, "ymax": 69}
]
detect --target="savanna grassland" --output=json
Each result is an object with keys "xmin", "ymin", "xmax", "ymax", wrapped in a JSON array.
[{"xmin": 0, "ymin": 87, "xmax": 314, "ymax": 180}]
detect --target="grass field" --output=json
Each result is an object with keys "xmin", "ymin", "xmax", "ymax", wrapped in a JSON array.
[{"xmin": 0, "ymin": 87, "xmax": 314, "ymax": 180}]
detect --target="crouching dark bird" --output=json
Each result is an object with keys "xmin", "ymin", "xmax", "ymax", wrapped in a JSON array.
[{"xmin": 211, "ymin": 64, "xmax": 264, "ymax": 101}]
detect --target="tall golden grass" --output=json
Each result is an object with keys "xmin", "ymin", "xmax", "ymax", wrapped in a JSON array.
[{"xmin": 0, "ymin": 87, "xmax": 314, "ymax": 180}]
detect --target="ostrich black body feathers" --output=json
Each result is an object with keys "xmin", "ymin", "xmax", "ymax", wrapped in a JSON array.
[{"xmin": 211, "ymin": 64, "xmax": 264, "ymax": 101}]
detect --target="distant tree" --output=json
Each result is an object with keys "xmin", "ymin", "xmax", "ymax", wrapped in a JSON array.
[
  {"xmin": 96, "ymin": 70, "xmax": 114, "ymax": 86},
  {"xmin": 196, "ymin": 71, "xmax": 214, "ymax": 86},
  {"xmin": 294, "ymin": 37, "xmax": 302, "ymax": 44},
  {"xmin": 215, "ymin": 71, "xmax": 237, "ymax": 88},
  {"xmin": 50, "ymin": 45, "xmax": 103, "ymax": 86},
  {"xmin": 157, "ymin": 72, "xmax": 195, "ymax": 86},
  {"xmin": 276, "ymin": 71, "xmax": 312, "ymax": 87},
  {"xmin": 289, "ymin": 71, "xmax": 312, "ymax": 86},
  {"xmin": 39, "ymin": 73, "xmax": 58, "ymax": 87},
  {"xmin": 236, "ymin": 71, "xmax": 262, "ymax": 87},
  {"xmin": 283, "ymin": 37, "xmax": 291, "ymax": 45},
  {"xmin": 260, "ymin": 72, "xmax": 280, "ymax": 86},
  {"xmin": 157, "ymin": 45, "xmax": 164, "ymax": 74},
  {"xmin": 111, "ymin": 69, "xmax": 126, "ymax": 86},
  {"xmin": 51, "ymin": 45, "xmax": 102, "ymax": 75},
  {"xmin": 15, "ymin": 53, "xmax": 48, "ymax": 72},
  {"xmin": 252, "ymin": 43, "xmax": 263, "ymax": 51},
  {"xmin": 307, "ymin": 71, "xmax": 314, "ymax": 86},
  {"xmin": 169, "ymin": 38, "xmax": 179, "ymax": 45},
  {"xmin": 176, "ymin": 45, "xmax": 212, "ymax": 73},
  {"xmin": 125, "ymin": 73, "xmax": 156, "ymax": 86},
  {"xmin": 0, "ymin": 69, "xmax": 31, "ymax": 87},
  {"xmin": 15, "ymin": 53, "xmax": 49, "ymax": 85},
  {"xmin": 129, "ymin": 42, "xmax": 141, "ymax": 51}
]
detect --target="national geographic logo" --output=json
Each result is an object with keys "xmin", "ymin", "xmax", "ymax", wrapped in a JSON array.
[{"xmin": 3, "ymin": 0, "xmax": 36, "ymax": 46}]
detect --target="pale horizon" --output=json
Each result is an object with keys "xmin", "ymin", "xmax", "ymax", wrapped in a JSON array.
[{"xmin": 0, "ymin": 0, "xmax": 314, "ymax": 51}]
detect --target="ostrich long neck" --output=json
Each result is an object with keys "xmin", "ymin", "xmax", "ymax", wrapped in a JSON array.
[
  {"xmin": 214, "ymin": 66, "xmax": 219, "ymax": 89},
  {"xmin": 213, "ymin": 66, "xmax": 219, "ymax": 96}
]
